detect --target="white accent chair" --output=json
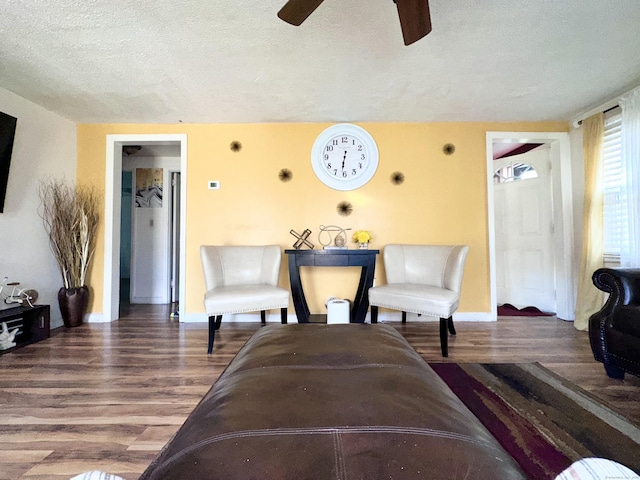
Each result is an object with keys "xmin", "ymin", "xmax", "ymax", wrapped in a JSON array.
[
  {"xmin": 200, "ymin": 245, "xmax": 290, "ymax": 354},
  {"xmin": 368, "ymin": 244, "xmax": 469, "ymax": 357}
]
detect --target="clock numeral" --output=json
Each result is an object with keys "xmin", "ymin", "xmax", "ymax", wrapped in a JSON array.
[
  {"xmin": 361, "ymin": 154, "xmax": 366, "ymax": 161},
  {"xmin": 324, "ymin": 154, "xmax": 329, "ymax": 160},
  {"xmin": 332, "ymin": 139, "xmax": 339, "ymax": 146},
  {"xmin": 358, "ymin": 162, "xmax": 363, "ymax": 169},
  {"xmin": 352, "ymin": 169, "xmax": 357, "ymax": 175},
  {"xmin": 333, "ymin": 169, "xmax": 338, "ymax": 176},
  {"xmin": 326, "ymin": 162, "xmax": 332, "ymax": 169},
  {"xmin": 357, "ymin": 144, "xmax": 363, "ymax": 151},
  {"xmin": 341, "ymin": 136, "xmax": 349, "ymax": 144},
  {"xmin": 343, "ymin": 170, "xmax": 348, "ymax": 178},
  {"xmin": 326, "ymin": 145, "xmax": 334, "ymax": 152}
]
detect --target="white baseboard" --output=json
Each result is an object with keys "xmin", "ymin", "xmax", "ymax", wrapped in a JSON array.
[
  {"xmin": 454, "ymin": 311, "xmax": 495, "ymax": 322},
  {"xmin": 179, "ymin": 312, "xmax": 209, "ymax": 323},
  {"xmin": 85, "ymin": 312, "xmax": 109, "ymax": 323},
  {"xmin": 375, "ymin": 311, "xmax": 495, "ymax": 322},
  {"xmin": 179, "ymin": 312, "xmax": 293, "ymax": 323},
  {"xmin": 178, "ymin": 311, "xmax": 496, "ymax": 323}
]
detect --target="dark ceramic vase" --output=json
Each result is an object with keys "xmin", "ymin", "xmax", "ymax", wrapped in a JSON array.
[{"xmin": 58, "ymin": 286, "xmax": 89, "ymax": 328}]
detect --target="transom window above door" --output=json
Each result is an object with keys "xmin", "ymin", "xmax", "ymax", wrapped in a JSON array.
[{"xmin": 493, "ymin": 162, "xmax": 539, "ymax": 184}]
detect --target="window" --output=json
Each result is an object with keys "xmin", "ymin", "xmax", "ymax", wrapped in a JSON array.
[
  {"xmin": 493, "ymin": 162, "xmax": 538, "ymax": 184},
  {"xmin": 602, "ymin": 107, "xmax": 625, "ymax": 260}
]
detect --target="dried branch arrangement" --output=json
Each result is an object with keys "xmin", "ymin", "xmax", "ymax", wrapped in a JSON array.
[{"xmin": 38, "ymin": 178, "xmax": 100, "ymax": 289}]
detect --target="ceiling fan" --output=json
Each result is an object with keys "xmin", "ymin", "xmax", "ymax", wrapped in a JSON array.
[{"xmin": 277, "ymin": 0, "xmax": 432, "ymax": 46}]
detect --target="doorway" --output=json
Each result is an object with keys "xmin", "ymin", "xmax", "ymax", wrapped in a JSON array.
[
  {"xmin": 124, "ymin": 146, "xmax": 180, "ymax": 305},
  {"xmin": 486, "ymin": 132, "xmax": 575, "ymax": 321},
  {"xmin": 104, "ymin": 134, "xmax": 188, "ymax": 322}
]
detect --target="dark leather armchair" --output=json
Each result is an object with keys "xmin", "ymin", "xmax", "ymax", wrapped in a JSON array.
[{"xmin": 590, "ymin": 268, "xmax": 640, "ymax": 379}]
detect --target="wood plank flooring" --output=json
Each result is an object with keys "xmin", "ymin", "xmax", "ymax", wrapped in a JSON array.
[{"xmin": 1, "ymin": 304, "xmax": 639, "ymax": 479}]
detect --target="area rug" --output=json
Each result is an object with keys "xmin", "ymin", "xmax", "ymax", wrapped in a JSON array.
[
  {"xmin": 429, "ymin": 363, "xmax": 640, "ymax": 480},
  {"xmin": 497, "ymin": 303, "xmax": 554, "ymax": 316}
]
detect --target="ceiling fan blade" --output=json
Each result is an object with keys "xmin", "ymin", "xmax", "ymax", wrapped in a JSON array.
[
  {"xmin": 394, "ymin": 0, "xmax": 432, "ymax": 45},
  {"xmin": 277, "ymin": 0, "xmax": 325, "ymax": 26}
]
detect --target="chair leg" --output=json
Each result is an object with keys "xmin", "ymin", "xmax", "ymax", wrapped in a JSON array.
[
  {"xmin": 402, "ymin": 311, "xmax": 407, "ymax": 323},
  {"xmin": 439, "ymin": 317, "xmax": 448, "ymax": 357},
  {"xmin": 604, "ymin": 363, "xmax": 625, "ymax": 379},
  {"xmin": 371, "ymin": 306, "xmax": 378, "ymax": 323},
  {"xmin": 447, "ymin": 316, "xmax": 456, "ymax": 335},
  {"xmin": 260, "ymin": 310, "xmax": 266, "ymax": 326},
  {"xmin": 208, "ymin": 315, "xmax": 222, "ymax": 354},
  {"xmin": 281, "ymin": 307, "xmax": 288, "ymax": 324}
]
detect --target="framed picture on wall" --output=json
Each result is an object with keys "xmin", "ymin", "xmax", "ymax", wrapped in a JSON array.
[{"xmin": 135, "ymin": 168, "xmax": 163, "ymax": 208}]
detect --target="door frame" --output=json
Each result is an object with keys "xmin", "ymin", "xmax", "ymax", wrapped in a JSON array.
[
  {"xmin": 103, "ymin": 134, "xmax": 187, "ymax": 322},
  {"xmin": 486, "ymin": 132, "xmax": 574, "ymax": 320},
  {"xmin": 169, "ymin": 170, "xmax": 181, "ymax": 304}
]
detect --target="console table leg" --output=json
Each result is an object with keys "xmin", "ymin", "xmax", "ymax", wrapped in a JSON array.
[
  {"xmin": 288, "ymin": 261, "xmax": 310, "ymax": 323},
  {"xmin": 353, "ymin": 264, "xmax": 375, "ymax": 323}
]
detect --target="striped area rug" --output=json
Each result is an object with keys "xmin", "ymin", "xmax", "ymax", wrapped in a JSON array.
[{"xmin": 429, "ymin": 363, "xmax": 640, "ymax": 480}]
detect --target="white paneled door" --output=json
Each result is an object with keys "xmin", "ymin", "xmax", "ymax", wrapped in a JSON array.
[{"xmin": 494, "ymin": 147, "xmax": 556, "ymax": 313}]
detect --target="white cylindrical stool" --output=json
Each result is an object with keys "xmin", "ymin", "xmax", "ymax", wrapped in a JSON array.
[{"xmin": 326, "ymin": 297, "xmax": 350, "ymax": 324}]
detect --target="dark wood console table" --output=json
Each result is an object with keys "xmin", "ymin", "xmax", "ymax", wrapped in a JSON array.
[
  {"xmin": 285, "ymin": 249, "xmax": 379, "ymax": 323},
  {"xmin": 0, "ymin": 305, "xmax": 50, "ymax": 354}
]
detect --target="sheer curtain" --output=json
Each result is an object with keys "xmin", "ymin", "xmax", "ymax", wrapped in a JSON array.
[
  {"xmin": 574, "ymin": 113, "xmax": 605, "ymax": 331},
  {"xmin": 620, "ymin": 87, "xmax": 640, "ymax": 267}
]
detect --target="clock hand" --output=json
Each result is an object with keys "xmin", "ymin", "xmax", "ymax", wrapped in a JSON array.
[{"xmin": 342, "ymin": 151, "xmax": 347, "ymax": 170}]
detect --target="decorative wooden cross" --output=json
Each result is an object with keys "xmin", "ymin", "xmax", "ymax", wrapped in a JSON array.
[{"xmin": 290, "ymin": 228, "xmax": 314, "ymax": 250}]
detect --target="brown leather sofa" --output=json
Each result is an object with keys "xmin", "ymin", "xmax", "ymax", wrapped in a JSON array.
[
  {"xmin": 590, "ymin": 268, "xmax": 640, "ymax": 379},
  {"xmin": 140, "ymin": 324, "xmax": 525, "ymax": 479}
]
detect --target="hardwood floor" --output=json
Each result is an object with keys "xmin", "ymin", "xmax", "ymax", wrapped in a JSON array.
[{"xmin": 1, "ymin": 304, "xmax": 639, "ymax": 479}]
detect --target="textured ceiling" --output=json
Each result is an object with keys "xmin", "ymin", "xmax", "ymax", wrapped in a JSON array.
[{"xmin": 1, "ymin": 0, "xmax": 640, "ymax": 124}]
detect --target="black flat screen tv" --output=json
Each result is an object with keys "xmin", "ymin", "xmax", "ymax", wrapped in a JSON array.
[{"xmin": 0, "ymin": 111, "xmax": 17, "ymax": 213}]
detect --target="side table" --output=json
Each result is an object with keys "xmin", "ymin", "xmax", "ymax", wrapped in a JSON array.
[
  {"xmin": 0, "ymin": 305, "xmax": 50, "ymax": 354},
  {"xmin": 285, "ymin": 249, "xmax": 379, "ymax": 323}
]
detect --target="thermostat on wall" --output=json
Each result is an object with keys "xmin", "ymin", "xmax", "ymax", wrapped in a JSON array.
[{"xmin": 208, "ymin": 180, "xmax": 220, "ymax": 190}]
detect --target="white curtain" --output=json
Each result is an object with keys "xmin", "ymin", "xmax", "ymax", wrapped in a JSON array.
[{"xmin": 620, "ymin": 87, "xmax": 640, "ymax": 267}]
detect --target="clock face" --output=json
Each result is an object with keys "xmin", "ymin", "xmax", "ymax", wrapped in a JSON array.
[{"xmin": 311, "ymin": 124, "xmax": 379, "ymax": 191}]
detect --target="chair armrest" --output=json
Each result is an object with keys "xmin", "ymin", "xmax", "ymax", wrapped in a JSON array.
[
  {"xmin": 592, "ymin": 268, "xmax": 640, "ymax": 315},
  {"xmin": 590, "ymin": 268, "xmax": 640, "ymax": 373}
]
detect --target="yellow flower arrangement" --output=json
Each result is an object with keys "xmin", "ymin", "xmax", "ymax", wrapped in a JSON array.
[{"xmin": 352, "ymin": 230, "xmax": 372, "ymax": 244}]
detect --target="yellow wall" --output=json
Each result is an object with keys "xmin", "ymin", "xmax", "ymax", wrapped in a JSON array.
[{"xmin": 77, "ymin": 121, "xmax": 568, "ymax": 317}]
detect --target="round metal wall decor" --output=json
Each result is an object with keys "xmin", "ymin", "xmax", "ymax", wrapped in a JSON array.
[
  {"xmin": 391, "ymin": 171, "xmax": 405, "ymax": 185},
  {"xmin": 443, "ymin": 143, "xmax": 455, "ymax": 155},
  {"xmin": 279, "ymin": 168, "xmax": 292, "ymax": 182},
  {"xmin": 337, "ymin": 201, "xmax": 353, "ymax": 216}
]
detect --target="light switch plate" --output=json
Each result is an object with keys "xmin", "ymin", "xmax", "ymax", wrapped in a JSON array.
[{"xmin": 208, "ymin": 180, "xmax": 220, "ymax": 190}]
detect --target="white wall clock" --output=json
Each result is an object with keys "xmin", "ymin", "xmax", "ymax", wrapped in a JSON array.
[{"xmin": 311, "ymin": 123, "xmax": 379, "ymax": 191}]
